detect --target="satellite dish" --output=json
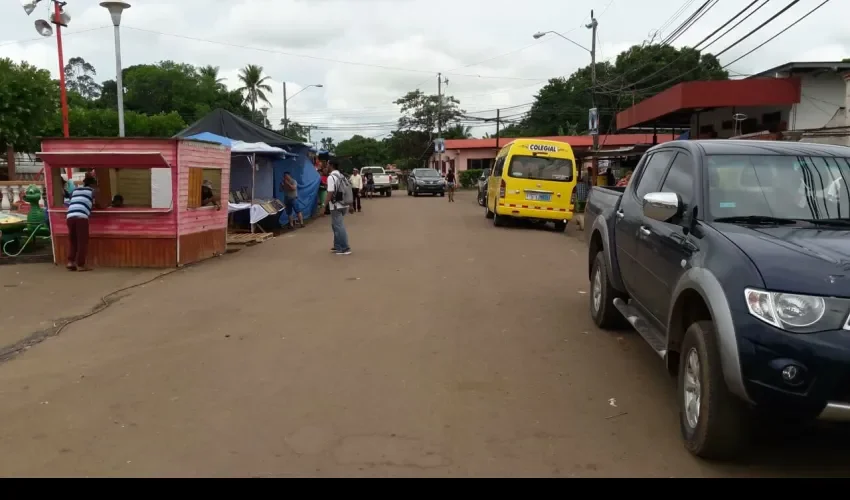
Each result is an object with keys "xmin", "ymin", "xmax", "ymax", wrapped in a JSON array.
[
  {"xmin": 34, "ymin": 19, "xmax": 53, "ymax": 37},
  {"xmin": 21, "ymin": 0, "xmax": 41, "ymax": 16},
  {"xmin": 50, "ymin": 9, "xmax": 71, "ymax": 27}
]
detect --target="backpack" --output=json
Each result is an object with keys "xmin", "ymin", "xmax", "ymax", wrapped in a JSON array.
[{"xmin": 332, "ymin": 171, "xmax": 354, "ymax": 206}]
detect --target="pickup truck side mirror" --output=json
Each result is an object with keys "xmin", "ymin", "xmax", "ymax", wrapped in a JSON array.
[{"xmin": 643, "ymin": 192, "xmax": 682, "ymax": 222}]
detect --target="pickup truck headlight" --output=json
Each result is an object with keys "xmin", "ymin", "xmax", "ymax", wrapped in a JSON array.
[{"xmin": 744, "ymin": 288, "xmax": 850, "ymax": 332}]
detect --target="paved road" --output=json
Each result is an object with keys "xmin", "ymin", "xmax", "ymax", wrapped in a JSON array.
[{"xmin": 0, "ymin": 191, "xmax": 847, "ymax": 477}]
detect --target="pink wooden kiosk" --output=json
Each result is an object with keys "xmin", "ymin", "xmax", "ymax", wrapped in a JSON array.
[{"xmin": 38, "ymin": 138, "xmax": 230, "ymax": 268}]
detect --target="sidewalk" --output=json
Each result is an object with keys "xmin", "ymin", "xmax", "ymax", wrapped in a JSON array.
[{"xmin": 0, "ymin": 263, "xmax": 163, "ymax": 357}]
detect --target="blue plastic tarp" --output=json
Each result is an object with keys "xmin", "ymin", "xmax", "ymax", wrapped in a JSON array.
[
  {"xmin": 276, "ymin": 148, "xmax": 320, "ymax": 224},
  {"xmin": 187, "ymin": 132, "xmax": 233, "ymax": 146}
]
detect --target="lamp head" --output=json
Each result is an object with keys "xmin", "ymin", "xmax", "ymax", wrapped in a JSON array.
[
  {"xmin": 21, "ymin": 0, "xmax": 41, "ymax": 16},
  {"xmin": 34, "ymin": 18, "xmax": 53, "ymax": 37},
  {"xmin": 533, "ymin": 32, "xmax": 546, "ymax": 39},
  {"xmin": 100, "ymin": 1, "xmax": 130, "ymax": 26}
]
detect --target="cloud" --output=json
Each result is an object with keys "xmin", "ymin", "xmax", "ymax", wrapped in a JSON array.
[{"xmin": 2, "ymin": 0, "xmax": 847, "ymax": 141}]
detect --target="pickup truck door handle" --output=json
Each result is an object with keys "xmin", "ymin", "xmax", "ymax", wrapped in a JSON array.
[
  {"xmin": 615, "ymin": 209, "xmax": 624, "ymax": 220},
  {"xmin": 639, "ymin": 226, "xmax": 651, "ymax": 236}
]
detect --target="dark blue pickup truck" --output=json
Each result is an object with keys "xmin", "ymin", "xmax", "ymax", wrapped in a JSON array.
[{"xmin": 586, "ymin": 140, "xmax": 850, "ymax": 459}]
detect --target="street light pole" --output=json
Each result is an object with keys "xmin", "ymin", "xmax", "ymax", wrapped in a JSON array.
[
  {"xmin": 281, "ymin": 83, "xmax": 323, "ymax": 136},
  {"xmin": 100, "ymin": 2, "xmax": 131, "ymax": 137},
  {"xmin": 282, "ymin": 82, "xmax": 288, "ymax": 135},
  {"xmin": 53, "ymin": 1, "xmax": 70, "ymax": 139}
]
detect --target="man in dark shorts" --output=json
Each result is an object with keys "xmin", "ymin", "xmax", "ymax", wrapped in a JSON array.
[{"xmin": 281, "ymin": 172, "xmax": 304, "ymax": 228}]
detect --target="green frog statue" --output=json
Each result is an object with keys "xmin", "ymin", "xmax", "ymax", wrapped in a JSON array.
[{"xmin": 23, "ymin": 184, "xmax": 50, "ymax": 238}]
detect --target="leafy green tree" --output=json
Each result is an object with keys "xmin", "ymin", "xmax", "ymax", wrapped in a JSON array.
[
  {"xmin": 198, "ymin": 65, "xmax": 225, "ymax": 89},
  {"xmin": 237, "ymin": 64, "xmax": 272, "ymax": 119},
  {"xmin": 40, "ymin": 108, "xmax": 186, "ymax": 138},
  {"xmin": 0, "ymin": 58, "xmax": 57, "ymax": 153},
  {"xmin": 64, "ymin": 57, "xmax": 101, "ymax": 100},
  {"xmin": 394, "ymin": 90, "xmax": 464, "ymax": 133},
  {"xmin": 335, "ymin": 135, "xmax": 387, "ymax": 169},
  {"xmin": 277, "ymin": 119, "xmax": 310, "ymax": 142},
  {"xmin": 320, "ymin": 136, "xmax": 336, "ymax": 152},
  {"xmin": 443, "ymin": 123, "xmax": 473, "ymax": 139},
  {"xmin": 516, "ymin": 44, "xmax": 728, "ymax": 137}
]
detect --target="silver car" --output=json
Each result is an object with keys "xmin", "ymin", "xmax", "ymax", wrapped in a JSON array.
[{"xmin": 477, "ymin": 168, "xmax": 490, "ymax": 206}]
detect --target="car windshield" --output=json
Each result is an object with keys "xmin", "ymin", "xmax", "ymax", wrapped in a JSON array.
[
  {"xmin": 707, "ymin": 154, "xmax": 850, "ymax": 221},
  {"xmin": 362, "ymin": 168, "xmax": 383, "ymax": 175},
  {"xmin": 507, "ymin": 155, "xmax": 573, "ymax": 182},
  {"xmin": 415, "ymin": 169, "xmax": 440, "ymax": 178}
]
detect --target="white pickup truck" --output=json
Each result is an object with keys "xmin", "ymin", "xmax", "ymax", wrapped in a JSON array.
[{"xmin": 361, "ymin": 166, "xmax": 393, "ymax": 197}]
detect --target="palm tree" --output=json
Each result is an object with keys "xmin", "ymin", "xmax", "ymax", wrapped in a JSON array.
[
  {"xmin": 199, "ymin": 65, "xmax": 225, "ymax": 86},
  {"xmin": 237, "ymin": 64, "xmax": 273, "ymax": 120},
  {"xmin": 444, "ymin": 123, "xmax": 472, "ymax": 139}
]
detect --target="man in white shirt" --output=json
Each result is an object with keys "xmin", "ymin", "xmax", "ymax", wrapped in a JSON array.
[
  {"xmin": 326, "ymin": 159, "xmax": 352, "ymax": 255},
  {"xmin": 349, "ymin": 168, "xmax": 363, "ymax": 213}
]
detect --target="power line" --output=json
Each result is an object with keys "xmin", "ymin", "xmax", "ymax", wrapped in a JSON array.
[
  {"xmin": 721, "ymin": 0, "xmax": 831, "ymax": 68},
  {"xmin": 123, "ymin": 26, "xmax": 549, "ymax": 82},
  {"xmin": 612, "ymin": 0, "xmax": 761, "ymax": 92},
  {"xmin": 655, "ymin": 0, "xmax": 698, "ymax": 38},
  {"xmin": 0, "ymin": 25, "xmax": 110, "ymax": 47},
  {"xmin": 612, "ymin": 0, "xmax": 812, "ymax": 96},
  {"xmin": 661, "ymin": 0, "xmax": 715, "ymax": 45}
]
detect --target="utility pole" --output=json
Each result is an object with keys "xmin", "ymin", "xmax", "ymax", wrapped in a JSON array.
[
  {"xmin": 495, "ymin": 109, "xmax": 500, "ymax": 149},
  {"xmin": 282, "ymin": 82, "xmax": 288, "ymax": 135},
  {"xmin": 436, "ymin": 73, "xmax": 448, "ymax": 171},
  {"xmin": 588, "ymin": 9, "xmax": 598, "ymax": 152}
]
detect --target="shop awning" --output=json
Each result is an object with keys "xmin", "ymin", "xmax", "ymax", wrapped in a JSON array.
[
  {"xmin": 616, "ymin": 78, "xmax": 802, "ymax": 130},
  {"xmin": 36, "ymin": 151, "xmax": 171, "ymax": 169}
]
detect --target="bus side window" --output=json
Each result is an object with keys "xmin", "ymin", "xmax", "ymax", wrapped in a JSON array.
[{"xmin": 494, "ymin": 157, "xmax": 506, "ymax": 176}]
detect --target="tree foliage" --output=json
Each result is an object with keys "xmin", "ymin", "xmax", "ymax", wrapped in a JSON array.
[
  {"xmin": 64, "ymin": 57, "xmax": 101, "ymax": 100},
  {"xmin": 278, "ymin": 119, "xmax": 310, "ymax": 142},
  {"xmin": 394, "ymin": 90, "xmax": 464, "ymax": 133},
  {"xmin": 518, "ymin": 44, "xmax": 727, "ymax": 136},
  {"xmin": 320, "ymin": 136, "xmax": 336, "ymax": 152},
  {"xmin": 237, "ymin": 64, "xmax": 273, "ymax": 117},
  {"xmin": 0, "ymin": 58, "xmax": 57, "ymax": 152},
  {"xmin": 335, "ymin": 135, "xmax": 387, "ymax": 169}
]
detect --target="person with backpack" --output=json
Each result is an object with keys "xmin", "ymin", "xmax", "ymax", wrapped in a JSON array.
[{"xmin": 326, "ymin": 159, "xmax": 352, "ymax": 255}]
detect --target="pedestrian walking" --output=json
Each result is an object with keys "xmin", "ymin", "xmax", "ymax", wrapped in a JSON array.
[
  {"xmin": 66, "ymin": 174, "xmax": 97, "ymax": 272},
  {"xmin": 349, "ymin": 168, "xmax": 363, "ymax": 213},
  {"xmin": 327, "ymin": 159, "xmax": 352, "ymax": 255},
  {"xmin": 281, "ymin": 172, "xmax": 304, "ymax": 229},
  {"xmin": 365, "ymin": 171, "xmax": 375, "ymax": 199},
  {"xmin": 446, "ymin": 167, "xmax": 457, "ymax": 202}
]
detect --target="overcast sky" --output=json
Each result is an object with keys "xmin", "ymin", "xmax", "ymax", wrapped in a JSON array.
[{"xmin": 1, "ymin": 0, "xmax": 848, "ymax": 142}]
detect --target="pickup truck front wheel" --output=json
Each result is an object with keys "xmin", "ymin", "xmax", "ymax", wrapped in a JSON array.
[
  {"xmin": 590, "ymin": 252, "xmax": 626, "ymax": 329},
  {"xmin": 678, "ymin": 320, "xmax": 749, "ymax": 459}
]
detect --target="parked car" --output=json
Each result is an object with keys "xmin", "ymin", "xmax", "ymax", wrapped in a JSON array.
[
  {"xmin": 477, "ymin": 168, "xmax": 490, "ymax": 206},
  {"xmin": 586, "ymin": 139, "xmax": 850, "ymax": 459},
  {"xmin": 387, "ymin": 171, "xmax": 400, "ymax": 190},
  {"xmin": 361, "ymin": 166, "xmax": 393, "ymax": 197},
  {"xmin": 407, "ymin": 168, "xmax": 446, "ymax": 197}
]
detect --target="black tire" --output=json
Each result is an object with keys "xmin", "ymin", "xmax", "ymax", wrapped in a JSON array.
[
  {"xmin": 589, "ymin": 252, "xmax": 627, "ymax": 330},
  {"xmin": 387, "ymin": 190, "xmax": 392, "ymax": 197},
  {"xmin": 440, "ymin": 192, "xmax": 445, "ymax": 197},
  {"xmin": 678, "ymin": 320, "xmax": 750, "ymax": 459},
  {"xmin": 478, "ymin": 191, "xmax": 485, "ymax": 206},
  {"xmin": 485, "ymin": 200, "xmax": 494, "ymax": 219},
  {"xmin": 407, "ymin": 189, "xmax": 412, "ymax": 196},
  {"xmin": 554, "ymin": 221, "xmax": 567, "ymax": 232},
  {"xmin": 493, "ymin": 207, "xmax": 507, "ymax": 227},
  {"xmin": 414, "ymin": 191, "xmax": 419, "ymax": 197}
]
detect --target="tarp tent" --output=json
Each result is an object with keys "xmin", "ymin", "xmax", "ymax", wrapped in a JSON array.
[
  {"xmin": 182, "ymin": 128, "xmax": 320, "ymax": 225},
  {"xmin": 175, "ymin": 109, "xmax": 307, "ymax": 148}
]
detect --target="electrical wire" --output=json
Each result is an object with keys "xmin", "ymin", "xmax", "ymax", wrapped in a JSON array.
[
  {"xmin": 720, "ymin": 0, "xmax": 831, "ymax": 69},
  {"xmin": 122, "ymin": 26, "xmax": 549, "ymax": 82},
  {"xmin": 0, "ymin": 25, "xmax": 110, "ymax": 47},
  {"xmin": 662, "ymin": 0, "xmax": 715, "ymax": 45}
]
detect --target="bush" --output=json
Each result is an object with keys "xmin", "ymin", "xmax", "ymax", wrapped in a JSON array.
[{"xmin": 459, "ymin": 169, "xmax": 482, "ymax": 189}]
